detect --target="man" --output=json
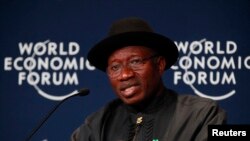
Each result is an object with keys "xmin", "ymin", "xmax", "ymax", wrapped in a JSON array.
[{"xmin": 71, "ymin": 17, "xmax": 226, "ymax": 141}]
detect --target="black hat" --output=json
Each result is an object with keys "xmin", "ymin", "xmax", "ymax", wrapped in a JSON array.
[{"xmin": 87, "ymin": 17, "xmax": 179, "ymax": 72}]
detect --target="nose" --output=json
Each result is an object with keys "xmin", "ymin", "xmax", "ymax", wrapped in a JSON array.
[{"xmin": 118, "ymin": 65, "xmax": 135, "ymax": 80}]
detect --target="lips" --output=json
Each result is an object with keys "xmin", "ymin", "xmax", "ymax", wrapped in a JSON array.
[{"xmin": 119, "ymin": 81, "xmax": 140, "ymax": 97}]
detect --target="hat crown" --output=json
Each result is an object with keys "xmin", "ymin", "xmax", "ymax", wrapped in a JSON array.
[
  {"xmin": 108, "ymin": 17, "xmax": 153, "ymax": 36},
  {"xmin": 88, "ymin": 17, "xmax": 179, "ymax": 72}
]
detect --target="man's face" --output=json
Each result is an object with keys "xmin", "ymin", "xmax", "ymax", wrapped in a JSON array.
[{"xmin": 107, "ymin": 46, "xmax": 166, "ymax": 106}]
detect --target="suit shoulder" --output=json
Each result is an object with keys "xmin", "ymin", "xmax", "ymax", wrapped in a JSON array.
[
  {"xmin": 85, "ymin": 98, "xmax": 122, "ymax": 124},
  {"xmin": 177, "ymin": 94, "xmax": 218, "ymax": 107}
]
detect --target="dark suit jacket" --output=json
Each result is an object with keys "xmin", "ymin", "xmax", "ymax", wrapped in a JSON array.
[{"xmin": 71, "ymin": 88, "xmax": 226, "ymax": 141}]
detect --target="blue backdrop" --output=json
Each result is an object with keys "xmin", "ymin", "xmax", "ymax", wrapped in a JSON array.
[{"xmin": 0, "ymin": 0, "xmax": 249, "ymax": 141}]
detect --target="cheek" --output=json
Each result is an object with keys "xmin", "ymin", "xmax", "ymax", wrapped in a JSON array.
[
  {"xmin": 109, "ymin": 79, "xmax": 122, "ymax": 98},
  {"xmin": 109, "ymin": 79, "xmax": 117, "ymax": 90},
  {"xmin": 141, "ymin": 69, "xmax": 161, "ymax": 89}
]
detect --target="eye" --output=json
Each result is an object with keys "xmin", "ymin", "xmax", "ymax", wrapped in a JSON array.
[
  {"xmin": 130, "ymin": 57, "xmax": 143, "ymax": 65},
  {"xmin": 109, "ymin": 63, "xmax": 121, "ymax": 72}
]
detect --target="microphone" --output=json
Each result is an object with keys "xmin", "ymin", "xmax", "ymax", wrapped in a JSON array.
[{"xmin": 24, "ymin": 88, "xmax": 90, "ymax": 141}]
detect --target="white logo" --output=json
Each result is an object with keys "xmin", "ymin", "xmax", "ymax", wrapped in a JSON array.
[
  {"xmin": 4, "ymin": 39, "xmax": 250, "ymax": 101},
  {"xmin": 172, "ymin": 38, "xmax": 250, "ymax": 100},
  {"xmin": 4, "ymin": 40, "xmax": 95, "ymax": 101}
]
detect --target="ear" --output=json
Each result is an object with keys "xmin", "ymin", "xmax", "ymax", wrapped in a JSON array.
[{"xmin": 157, "ymin": 56, "xmax": 166, "ymax": 75}]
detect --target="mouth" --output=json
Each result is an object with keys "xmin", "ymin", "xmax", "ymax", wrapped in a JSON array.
[{"xmin": 120, "ymin": 82, "xmax": 140, "ymax": 98}]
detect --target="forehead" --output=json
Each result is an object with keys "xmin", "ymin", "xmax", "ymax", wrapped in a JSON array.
[{"xmin": 109, "ymin": 46, "xmax": 155, "ymax": 59}]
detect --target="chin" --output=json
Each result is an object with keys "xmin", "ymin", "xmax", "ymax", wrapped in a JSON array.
[{"xmin": 122, "ymin": 97, "xmax": 143, "ymax": 106}]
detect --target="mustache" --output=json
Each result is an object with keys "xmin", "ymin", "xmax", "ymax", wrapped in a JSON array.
[{"xmin": 119, "ymin": 80, "xmax": 141, "ymax": 90}]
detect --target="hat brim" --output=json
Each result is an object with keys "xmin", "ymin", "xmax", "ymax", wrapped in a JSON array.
[{"xmin": 87, "ymin": 31, "xmax": 179, "ymax": 72}]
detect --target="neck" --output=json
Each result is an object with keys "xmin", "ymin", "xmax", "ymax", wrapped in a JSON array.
[{"xmin": 131, "ymin": 84, "xmax": 166, "ymax": 112}]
